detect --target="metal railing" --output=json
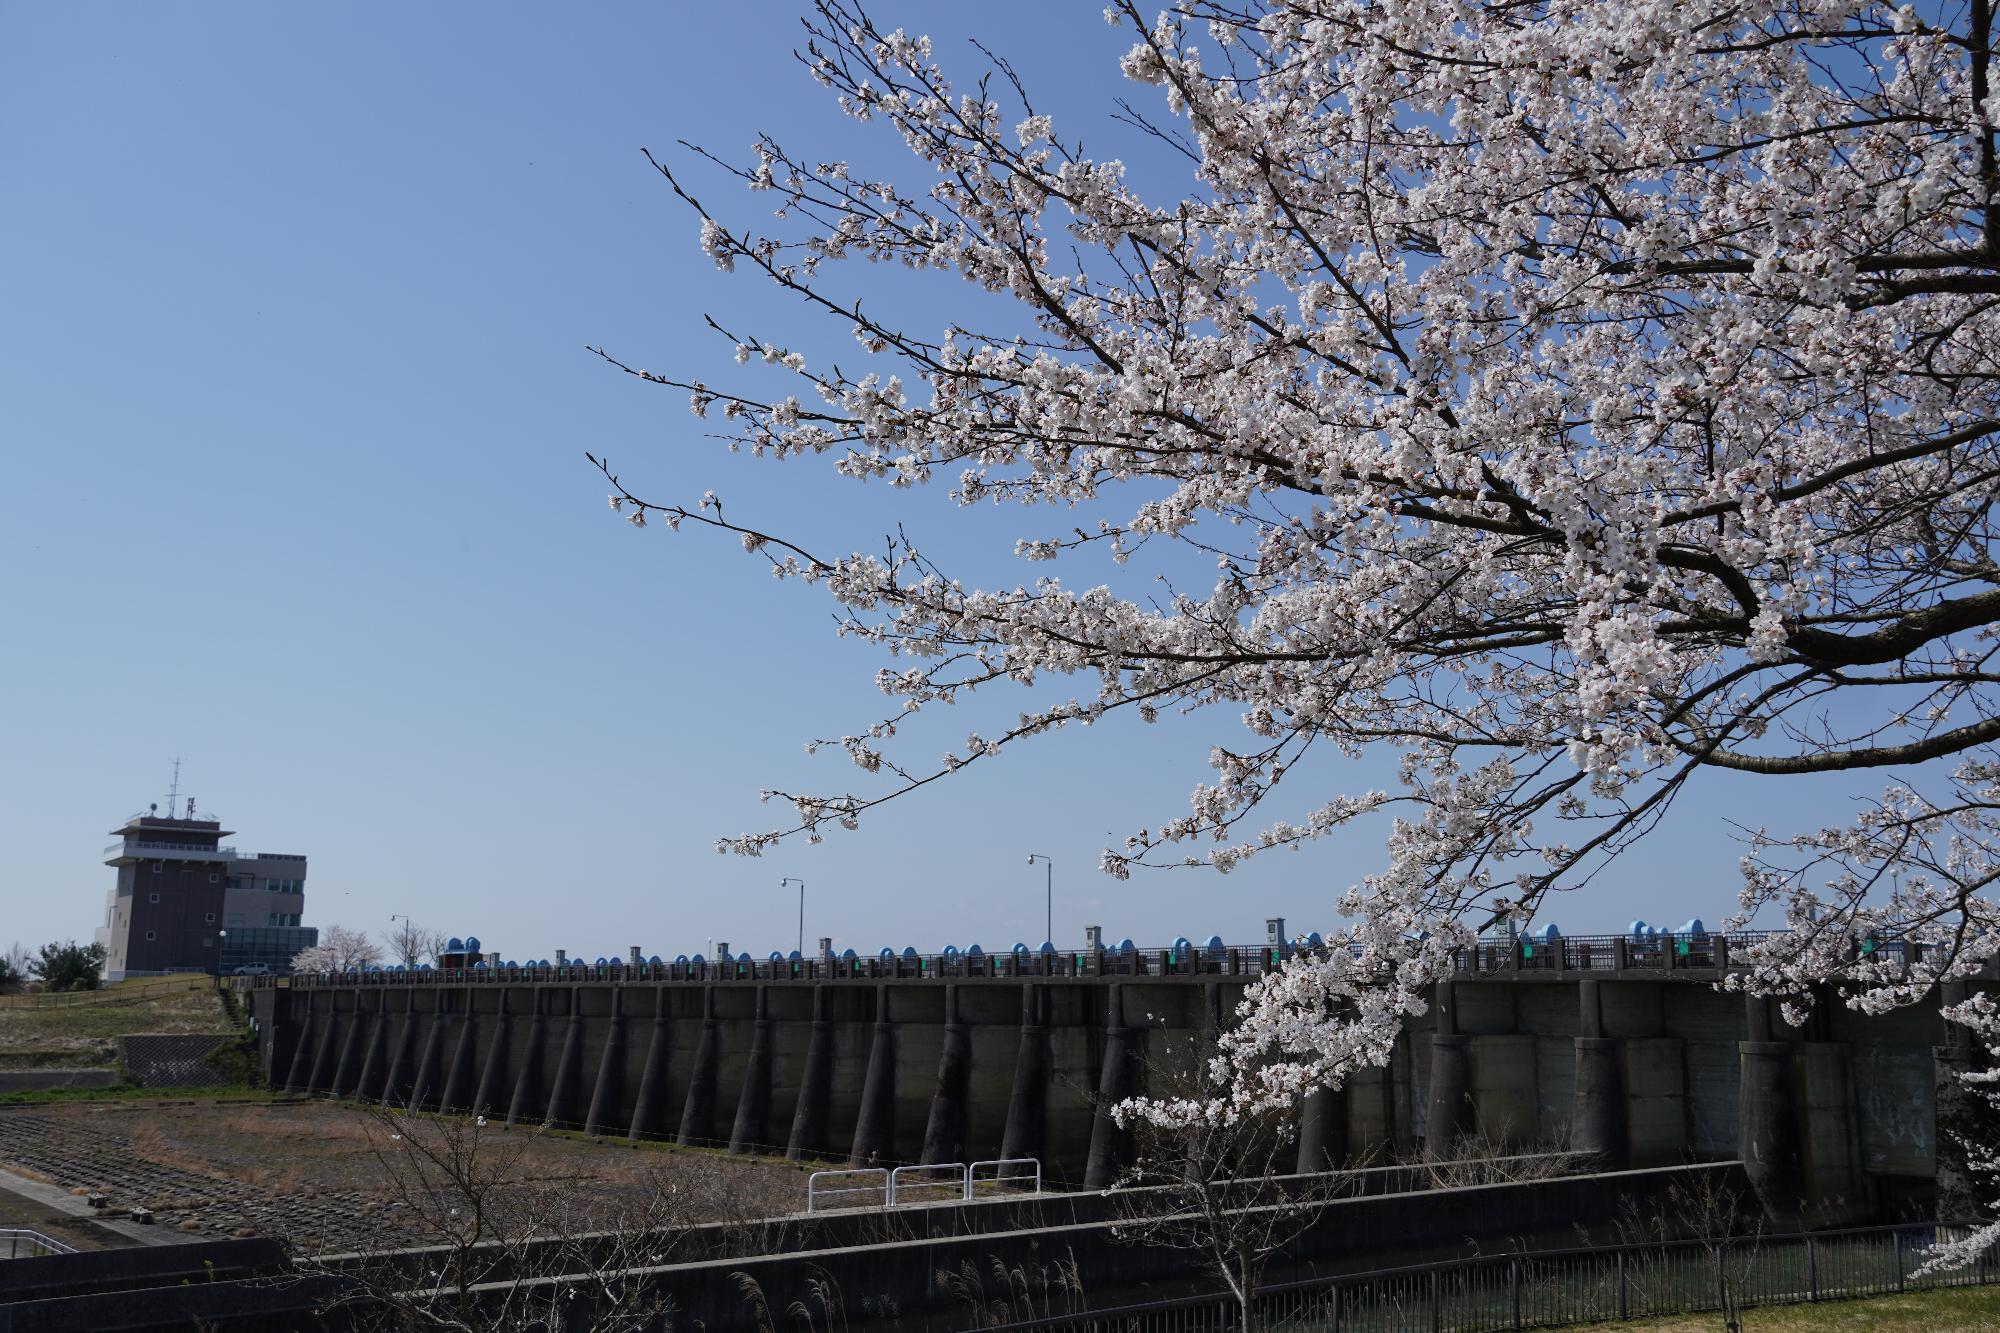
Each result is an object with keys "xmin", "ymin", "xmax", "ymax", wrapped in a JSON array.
[
  {"xmin": 806, "ymin": 1167, "xmax": 889, "ymax": 1214},
  {"xmin": 806, "ymin": 1159, "xmax": 1044, "ymax": 1213},
  {"xmin": 0, "ymin": 1229, "xmax": 76, "ymax": 1260},
  {"xmin": 105, "ymin": 840, "xmax": 238, "ymax": 859},
  {"xmin": 970, "ymin": 1157, "xmax": 1044, "ymax": 1200},
  {"xmin": 892, "ymin": 1163, "xmax": 974, "ymax": 1207},
  {"xmin": 967, "ymin": 1220, "xmax": 1997, "ymax": 1331},
  {"xmin": 261, "ymin": 931, "xmax": 1832, "ymax": 989},
  {"xmin": 255, "ymin": 929, "xmax": 1964, "ymax": 991},
  {"xmin": 103, "ymin": 840, "xmax": 304, "ymax": 862},
  {"xmin": 271, "ymin": 949, "xmax": 1273, "ymax": 987}
]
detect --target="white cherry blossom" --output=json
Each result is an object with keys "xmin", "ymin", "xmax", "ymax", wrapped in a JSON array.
[{"xmin": 594, "ymin": 0, "xmax": 2000, "ymax": 1230}]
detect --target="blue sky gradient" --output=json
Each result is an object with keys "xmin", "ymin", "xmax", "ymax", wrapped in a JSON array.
[{"xmin": 3, "ymin": 3, "xmax": 1854, "ymax": 962}]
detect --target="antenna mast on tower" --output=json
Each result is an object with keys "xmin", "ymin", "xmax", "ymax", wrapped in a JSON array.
[{"xmin": 165, "ymin": 757, "xmax": 182, "ymax": 819}]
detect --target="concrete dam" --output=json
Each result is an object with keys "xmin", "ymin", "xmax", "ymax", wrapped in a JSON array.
[{"xmin": 241, "ymin": 935, "xmax": 1975, "ymax": 1220}]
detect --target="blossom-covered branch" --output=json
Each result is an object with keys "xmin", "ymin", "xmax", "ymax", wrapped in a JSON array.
[{"xmin": 597, "ymin": 0, "xmax": 2000, "ymax": 1196}]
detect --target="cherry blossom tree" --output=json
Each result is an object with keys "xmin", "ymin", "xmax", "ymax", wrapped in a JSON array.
[
  {"xmin": 291, "ymin": 925, "xmax": 380, "ymax": 975},
  {"xmin": 597, "ymin": 0, "xmax": 2000, "ymax": 1226}
]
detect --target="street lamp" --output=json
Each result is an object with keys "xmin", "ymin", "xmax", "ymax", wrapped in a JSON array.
[
  {"xmin": 1026, "ymin": 854, "xmax": 1054, "ymax": 945},
  {"xmin": 779, "ymin": 878, "xmax": 806, "ymax": 957},
  {"xmin": 214, "ymin": 929, "xmax": 228, "ymax": 984}
]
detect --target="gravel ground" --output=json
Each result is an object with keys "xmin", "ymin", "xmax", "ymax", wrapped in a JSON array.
[{"xmin": 0, "ymin": 1099, "xmax": 807, "ymax": 1255}]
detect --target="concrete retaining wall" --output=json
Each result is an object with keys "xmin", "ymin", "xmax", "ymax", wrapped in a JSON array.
[
  {"xmin": 117, "ymin": 1035, "xmax": 237, "ymax": 1088},
  {"xmin": 249, "ymin": 973, "xmax": 1974, "ymax": 1217}
]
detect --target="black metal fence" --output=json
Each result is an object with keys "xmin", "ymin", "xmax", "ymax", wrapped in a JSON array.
[{"xmin": 969, "ymin": 1221, "xmax": 1996, "ymax": 1332}]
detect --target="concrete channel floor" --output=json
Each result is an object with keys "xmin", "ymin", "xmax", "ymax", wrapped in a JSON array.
[{"xmin": 0, "ymin": 1168, "xmax": 154, "ymax": 1250}]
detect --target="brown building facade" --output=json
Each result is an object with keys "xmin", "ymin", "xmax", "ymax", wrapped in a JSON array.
[{"xmin": 98, "ymin": 808, "xmax": 315, "ymax": 979}]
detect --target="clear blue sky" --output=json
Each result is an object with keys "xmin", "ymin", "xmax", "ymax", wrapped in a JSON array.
[{"xmin": 1, "ymin": 3, "xmax": 1845, "ymax": 962}]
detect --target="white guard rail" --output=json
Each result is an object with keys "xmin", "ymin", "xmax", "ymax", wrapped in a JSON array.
[
  {"xmin": 805, "ymin": 1167, "xmax": 889, "ymax": 1214},
  {"xmin": 968, "ymin": 1157, "xmax": 1043, "ymax": 1199},
  {"xmin": 889, "ymin": 1163, "xmax": 966, "ymax": 1207},
  {"xmin": 808, "ymin": 1159, "xmax": 1044, "ymax": 1213}
]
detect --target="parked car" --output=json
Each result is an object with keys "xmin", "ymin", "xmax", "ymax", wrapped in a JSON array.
[{"xmin": 229, "ymin": 962, "xmax": 273, "ymax": 977}]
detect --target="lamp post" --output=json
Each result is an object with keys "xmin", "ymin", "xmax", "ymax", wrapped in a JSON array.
[
  {"xmin": 780, "ymin": 878, "xmax": 805, "ymax": 957},
  {"xmin": 390, "ymin": 912, "xmax": 415, "ymax": 969},
  {"xmin": 1027, "ymin": 854, "xmax": 1054, "ymax": 945},
  {"xmin": 214, "ymin": 929, "xmax": 228, "ymax": 984}
]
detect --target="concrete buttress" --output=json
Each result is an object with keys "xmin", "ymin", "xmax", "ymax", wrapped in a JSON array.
[
  {"xmin": 410, "ymin": 997, "xmax": 451, "ymax": 1112},
  {"xmin": 1000, "ymin": 985, "xmax": 1049, "ymax": 1165},
  {"xmin": 283, "ymin": 1002, "xmax": 315, "ymax": 1096},
  {"xmin": 922, "ymin": 984, "xmax": 972, "ymax": 1166},
  {"xmin": 1084, "ymin": 984, "xmax": 1135, "ymax": 1189},
  {"xmin": 585, "ymin": 988, "xmax": 629, "ymax": 1138},
  {"xmin": 678, "ymin": 987, "xmax": 721, "ymax": 1147},
  {"xmin": 354, "ymin": 994, "xmax": 391, "ymax": 1103},
  {"xmin": 505, "ymin": 989, "xmax": 549, "ymax": 1127},
  {"xmin": 380, "ymin": 991, "xmax": 420, "ymax": 1109},
  {"xmin": 541, "ymin": 988, "xmax": 587, "ymax": 1130},
  {"xmin": 1296, "ymin": 1087, "xmax": 1347, "ymax": 1172},
  {"xmin": 786, "ymin": 985, "xmax": 836, "ymax": 1161},
  {"xmin": 848, "ymin": 986, "xmax": 896, "ymax": 1168},
  {"xmin": 730, "ymin": 987, "xmax": 775, "ymax": 1154},
  {"xmin": 440, "ymin": 991, "xmax": 480, "ymax": 1114},
  {"xmin": 629, "ymin": 987, "xmax": 674, "ymax": 1142},
  {"xmin": 329, "ymin": 993, "xmax": 370, "ymax": 1099},
  {"xmin": 1738, "ymin": 995, "xmax": 1804, "ymax": 1221},
  {"xmin": 470, "ymin": 991, "xmax": 511, "ymax": 1118},
  {"xmin": 1424, "ymin": 983, "xmax": 1474, "ymax": 1156}
]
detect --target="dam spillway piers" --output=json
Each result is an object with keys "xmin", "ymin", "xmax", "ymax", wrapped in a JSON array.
[{"xmin": 243, "ymin": 936, "xmax": 1977, "ymax": 1222}]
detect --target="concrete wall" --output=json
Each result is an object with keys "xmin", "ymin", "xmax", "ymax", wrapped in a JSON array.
[
  {"xmin": 250, "ymin": 972, "xmax": 1972, "ymax": 1211},
  {"xmin": 0, "ymin": 1165, "xmax": 1747, "ymax": 1332}
]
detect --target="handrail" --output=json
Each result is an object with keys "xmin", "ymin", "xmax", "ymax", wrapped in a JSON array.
[
  {"xmin": 268, "ymin": 929, "xmax": 1910, "ymax": 988},
  {"xmin": 967, "ymin": 1157, "xmax": 1043, "ymax": 1201},
  {"xmin": 805, "ymin": 1167, "xmax": 888, "ymax": 1214},
  {"xmin": 0, "ymin": 1228, "xmax": 77, "ymax": 1259},
  {"xmin": 888, "ymin": 1163, "xmax": 966, "ymax": 1208}
]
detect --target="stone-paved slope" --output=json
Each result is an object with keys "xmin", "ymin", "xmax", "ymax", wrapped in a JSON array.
[{"xmin": 0, "ymin": 1106, "xmax": 411, "ymax": 1252}]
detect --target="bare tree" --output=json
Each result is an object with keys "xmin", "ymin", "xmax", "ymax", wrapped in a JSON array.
[
  {"xmin": 1400, "ymin": 1125, "xmax": 1592, "ymax": 1192},
  {"xmin": 1604, "ymin": 1171, "xmax": 1764, "ymax": 1333},
  {"xmin": 291, "ymin": 925, "xmax": 381, "ymax": 975},
  {"xmin": 386, "ymin": 920, "xmax": 446, "ymax": 971},
  {"xmin": 1111, "ymin": 1028, "xmax": 1342, "ymax": 1333},
  {"xmin": 284, "ymin": 1107, "xmax": 741, "ymax": 1331}
]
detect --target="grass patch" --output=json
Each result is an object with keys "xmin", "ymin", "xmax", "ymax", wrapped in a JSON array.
[
  {"xmin": 201, "ymin": 1034, "xmax": 261, "ymax": 1086},
  {"xmin": 0, "ymin": 978, "xmax": 236, "ymax": 1062},
  {"xmin": 0, "ymin": 1045, "xmax": 115, "ymax": 1069},
  {"xmin": 1575, "ymin": 1284, "xmax": 2000, "ymax": 1330}
]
